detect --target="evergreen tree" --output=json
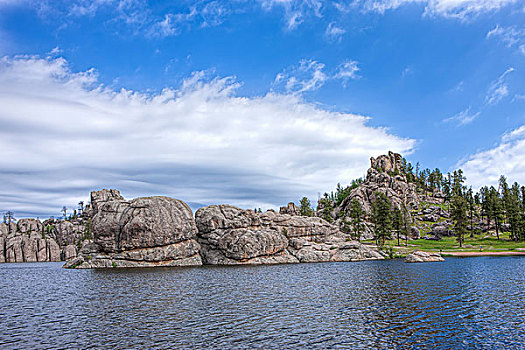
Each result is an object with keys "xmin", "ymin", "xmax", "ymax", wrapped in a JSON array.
[
  {"xmin": 480, "ymin": 186, "xmax": 490, "ymax": 228},
  {"xmin": 499, "ymin": 175, "xmax": 510, "ymax": 224},
  {"xmin": 401, "ymin": 203, "xmax": 411, "ymax": 247},
  {"xmin": 506, "ymin": 182, "xmax": 525, "ymax": 242},
  {"xmin": 488, "ymin": 186, "xmax": 503, "ymax": 240},
  {"xmin": 299, "ymin": 197, "xmax": 314, "ymax": 217},
  {"xmin": 452, "ymin": 170, "xmax": 465, "ymax": 197},
  {"xmin": 466, "ymin": 187, "xmax": 475, "ymax": 238},
  {"xmin": 348, "ymin": 198, "xmax": 366, "ymax": 242},
  {"xmin": 451, "ymin": 195, "xmax": 468, "ymax": 247},
  {"xmin": 393, "ymin": 207, "xmax": 403, "ymax": 246},
  {"xmin": 371, "ymin": 192, "xmax": 393, "ymax": 246}
]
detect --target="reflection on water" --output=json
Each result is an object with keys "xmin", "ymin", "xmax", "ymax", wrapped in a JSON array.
[{"xmin": 0, "ymin": 257, "xmax": 524, "ymax": 349}]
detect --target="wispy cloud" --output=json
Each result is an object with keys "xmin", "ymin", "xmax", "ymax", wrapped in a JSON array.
[
  {"xmin": 348, "ymin": 0, "xmax": 518, "ymax": 20},
  {"xmin": 259, "ymin": 0, "xmax": 323, "ymax": 30},
  {"xmin": 485, "ymin": 67, "xmax": 515, "ymax": 105},
  {"xmin": 443, "ymin": 106, "xmax": 480, "ymax": 126},
  {"xmin": 325, "ymin": 22, "xmax": 345, "ymax": 42},
  {"xmin": 335, "ymin": 60, "xmax": 360, "ymax": 86},
  {"xmin": 274, "ymin": 59, "xmax": 360, "ymax": 94},
  {"xmin": 0, "ymin": 56, "xmax": 414, "ymax": 217},
  {"xmin": 274, "ymin": 59, "xmax": 328, "ymax": 93},
  {"xmin": 487, "ymin": 25, "xmax": 525, "ymax": 55}
]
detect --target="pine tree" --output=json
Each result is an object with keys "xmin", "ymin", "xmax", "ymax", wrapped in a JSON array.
[
  {"xmin": 401, "ymin": 203, "xmax": 411, "ymax": 247},
  {"xmin": 489, "ymin": 186, "xmax": 503, "ymax": 240},
  {"xmin": 508, "ymin": 183, "xmax": 524, "ymax": 242},
  {"xmin": 466, "ymin": 187, "xmax": 475, "ymax": 238},
  {"xmin": 451, "ymin": 195, "xmax": 468, "ymax": 247},
  {"xmin": 393, "ymin": 207, "xmax": 403, "ymax": 246},
  {"xmin": 299, "ymin": 197, "xmax": 314, "ymax": 217},
  {"xmin": 371, "ymin": 192, "xmax": 393, "ymax": 246},
  {"xmin": 348, "ymin": 198, "xmax": 365, "ymax": 242},
  {"xmin": 499, "ymin": 175, "xmax": 510, "ymax": 224}
]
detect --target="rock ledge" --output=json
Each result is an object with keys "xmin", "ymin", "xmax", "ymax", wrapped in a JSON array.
[{"xmin": 405, "ymin": 251, "xmax": 444, "ymax": 263}]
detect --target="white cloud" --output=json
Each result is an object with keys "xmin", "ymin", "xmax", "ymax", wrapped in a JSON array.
[
  {"xmin": 325, "ymin": 22, "xmax": 346, "ymax": 42},
  {"xmin": 443, "ymin": 106, "xmax": 480, "ymax": 126},
  {"xmin": 274, "ymin": 59, "xmax": 328, "ymax": 93},
  {"xmin": 487, "ymin": 25, "xmax": 525, "ymax": 55},
  {"xmin": 148, "ymin": 1, "xmax": 229, "ymax": 37},
  {"xmin": 459, "ymin": 125, "xmax": 525, "ymax": 188},
  {"xmin": 485, "ymin": 67, "xmax": 514, "ymax": 105},
  {"xmin": 0, "ymin": 56, "xmax": 415, "ymax": 217},
  {"xmin": 258, "ymin": 0, "xmax": 323, "ymax": 30},
  {"xmin": 335, "ymin": 60, "xmax": 360, "ymax": 86},
  {"xmin": 275, "ymin": 59, "xmax": 360, "ymax": 93},
  {"xmin": 349, "ymin": 0, "xmax": 517, "ymax": 19}
]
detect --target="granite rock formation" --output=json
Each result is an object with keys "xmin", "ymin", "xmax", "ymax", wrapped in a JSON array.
[
  {"xmin": 65, "ymin": 192, "xmax": 202, "ymax": 268},
  {"xmin": 279, "ymin": 202, "xmax": 300, "ymax": 216},
  {"xmin": 339, "ymin": 151, "xmax": 419, "ymax": 215},
  {"xmin": 318, "ymin": 151, "xmax": 421, "ymax": 240},
  {"xmin": 195, "ymin": 204, "xmax": 383, "ymax": 265},
  {"xmin": 0, "ymin": 220, "xmax": 62, "ymax": 263}
]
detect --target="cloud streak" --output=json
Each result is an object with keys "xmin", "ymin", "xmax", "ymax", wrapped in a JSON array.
[
  {"xmin": 274, "ymin": 58, "xmax": 360, "ymax": 94},
  {"xmin": 487, "ymin": 25, "xmax": 525, "ymax": 55},
  {"xmin": 349, "ymin": 0, "xmax": 518, "ymax": 20},
  {"xmin": 0, "ymin": 56, "xmax": 415, "ymax": 217}
]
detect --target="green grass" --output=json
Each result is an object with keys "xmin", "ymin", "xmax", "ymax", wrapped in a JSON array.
[{"xmin": 364, "ymin": 231, "xmax": 525, "ymax": 253}]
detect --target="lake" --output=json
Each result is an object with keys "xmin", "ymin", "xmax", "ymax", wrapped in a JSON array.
[{"xmin": 0, "ymin": 257, "xmax": 524, "ymax": 349}]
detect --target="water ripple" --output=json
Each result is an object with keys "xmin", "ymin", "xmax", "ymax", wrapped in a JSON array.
[{"xmin": 0, "ymin": 257, "xmax": 524, "ymax": 349}]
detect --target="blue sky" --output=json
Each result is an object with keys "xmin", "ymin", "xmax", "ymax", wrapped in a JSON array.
[{"xmin": 0, "ymin": 0, "xmax": 524, "ymax": 217}]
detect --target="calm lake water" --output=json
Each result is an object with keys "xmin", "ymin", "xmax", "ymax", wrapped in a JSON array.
[{"xmin": 1, "ymin": 257, "xmax": 524, "ymax": 349}]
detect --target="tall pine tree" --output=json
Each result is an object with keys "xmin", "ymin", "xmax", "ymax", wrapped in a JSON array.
[{"xmin": 371, "ymin": 192, "xmax": 393, "ymax": 246}]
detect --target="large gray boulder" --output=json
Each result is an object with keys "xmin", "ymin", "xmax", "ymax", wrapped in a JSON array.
[
  {"xmin": 195, "ymin": 204, "xmax": 383, "ymax": 265},
  {"xmin": 195, "ymin": 205, "xmax": 297, "ymax": 265},
  {"xmin": 93, "ymin": 196, "xmax": 197, "ymax": 252},
  {"xmin": 66, "ymin": 193, "xmax": 202, "ymax": 268}
]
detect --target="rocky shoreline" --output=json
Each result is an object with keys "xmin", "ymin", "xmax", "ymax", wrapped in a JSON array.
[{"xmin": 2, "ymin": 151, "xmax": 455, "ymax": 268}]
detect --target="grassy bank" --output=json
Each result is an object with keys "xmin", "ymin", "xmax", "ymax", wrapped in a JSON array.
[{"xmin": 363, "ymin": 232, "xmax": 525, "ymax": 257}]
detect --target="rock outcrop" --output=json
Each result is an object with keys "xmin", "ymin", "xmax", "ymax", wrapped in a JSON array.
[
  {"xmin": 65, "ymin": 192, "xmax": 202, "ymax": 268},
  {"xmin": 279, "ymin": 202, "xmax": 300, "ymax": 216},
  {"xmin": 320, "ymin": 151, "xmax": 420, "ymax": 240},
  {"xmin": 339, "ymin": 151, "xmax": 419, "ymax": 215},
  {"xmin": 405, "ymin": 251, "xmax": 444, "ymax": 263},
  {"xmin": 195, "ymin": 204, "xmax": 383, "ymax": 265},
  {"xmin": 0, "ymin": 219, "xmax": 62, "ymax": 263}
]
